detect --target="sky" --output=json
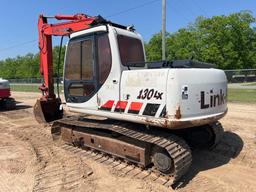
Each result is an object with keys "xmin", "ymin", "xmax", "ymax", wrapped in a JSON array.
[{"xmin": 0, "ymin": 0, "xmax": 256, "ymax": 60}]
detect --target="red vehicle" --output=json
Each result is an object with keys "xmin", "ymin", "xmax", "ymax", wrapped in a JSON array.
[{"xmin": 0, "ymin": 78, "xmax": 16, "ymax": 110}]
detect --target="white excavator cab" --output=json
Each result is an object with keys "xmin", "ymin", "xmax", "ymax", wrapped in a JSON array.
[{"xmin": 63, "ymin": 24, "xmax": 227, "ymax": 130}]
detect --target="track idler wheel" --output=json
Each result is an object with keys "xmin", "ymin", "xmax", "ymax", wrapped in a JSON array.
[{"xmin": 152, "ymin": 147, "xmax": 174, "ymax": 174}]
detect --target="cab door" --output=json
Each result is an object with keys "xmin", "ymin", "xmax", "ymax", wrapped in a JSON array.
[
  {"xmin": 64, "ymin": 33, "xmax": 112, "ymax": 109},
  {"xmin": 64, "ymin": 35, "xmax": 97, "ymax": 104}
]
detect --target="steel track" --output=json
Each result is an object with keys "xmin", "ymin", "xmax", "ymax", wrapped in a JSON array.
[
  {"xmin": 210, "ymin": 122, "xmax": 224, "ymax": 148},
  {"xmin": 52, "ymin": 116, "xmax": 192, "ymax": 185}
]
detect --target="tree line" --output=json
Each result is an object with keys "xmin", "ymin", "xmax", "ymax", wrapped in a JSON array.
[
  {"xmin": 145, "ymin": 11, "xmax": 256, "ymax": 69},
  {"xmin": 0, "ymin": 11, "xmax": 256, "ymax": 79},
  {"xmin": 0, "ymin": 46, "xmax": 65, "ymax": 79}
]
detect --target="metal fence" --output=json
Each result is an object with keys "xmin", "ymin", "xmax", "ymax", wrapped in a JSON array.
[
  {"xmin": 7, "ymin": 77, "xmax": 63, "ymax": 84},
  {"xmin": 6, "ymin": 69, "xmax": 256, "ymax": 84},
  {"xmin": 224, "ymin": 69, "xmax": 256, "ymax": 83}
]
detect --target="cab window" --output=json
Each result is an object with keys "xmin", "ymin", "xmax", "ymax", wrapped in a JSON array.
[
  {"xmin": 117, "ymin": 35, "xmax": 145, "ymax": 66},
  {"xmin": 64, "ymin": 33, "xmax": 112, "ymax": 103}
]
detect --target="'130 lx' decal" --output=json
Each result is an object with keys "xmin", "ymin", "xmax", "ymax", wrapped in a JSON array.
[{"xmin": 137, "ymin": 89, "xmax": 163, "ymax": 100}]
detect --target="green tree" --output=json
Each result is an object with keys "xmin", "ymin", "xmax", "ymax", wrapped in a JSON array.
[
  {"xmin": 196, "ymin": 11, "xmax": 256, "ymax": 69},
  {"xmin": 145, "ymin": 32, "xmax": 170, "ymax": 61},
  {"xmin": 52, "ymin": 46, "xmax": 66, "ymax": 77},
  {"xmin": 0, "ymin": 46, "xmax": 65, "ymax": 79},
  {"xmin": 146, "ymin": 11, "xmax": 256, "ymax": 69}
]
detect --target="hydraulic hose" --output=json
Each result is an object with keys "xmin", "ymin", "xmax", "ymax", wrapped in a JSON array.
[{"xmin": 57, "ymin": 36, "xmax": 64, "ymax": 99}]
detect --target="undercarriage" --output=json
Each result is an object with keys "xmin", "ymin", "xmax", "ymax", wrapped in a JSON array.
[
  {"xmin": 0, "ymin": 97, "xmax": 16, "ymax": 110},
  {"xmin": 51, "ymin": 116, "xmax": 224, "ymax": 184}
]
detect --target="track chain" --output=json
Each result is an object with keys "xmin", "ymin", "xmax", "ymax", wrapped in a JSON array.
[
  {"xmin": 210, "ymin": 122, "xmax": 224, "ymax": 148},
  {"xmin": 61, "ymin": 143, "xmax": 176, "ymax": 187},
  {"xmin": 53, "ymin": 117, "xmax": 192, "ymax": 184}
]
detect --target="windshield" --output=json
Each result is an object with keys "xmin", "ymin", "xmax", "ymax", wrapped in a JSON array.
[{"xmin": 117, "ymin": 35, "xmax": 145, "ymax": 66}]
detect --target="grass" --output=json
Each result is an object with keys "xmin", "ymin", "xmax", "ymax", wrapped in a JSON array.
[
  {"xmin": 241, "ymin": 82, "xmax": 256, "ymax": 86},
  {"xmin": 10, "ymin": 84, "xmax": 63, "ymax": 93},
  {"xmin": 228, "ymin": 89, "xmax": 256, "ymax": 103},
  {"xmin": 10, "ymin": 84, "xmax": 256, "ymax": 103},
  {"xmin": 10, "ymin": 84, "xmax": 40, "ymax": 92}
]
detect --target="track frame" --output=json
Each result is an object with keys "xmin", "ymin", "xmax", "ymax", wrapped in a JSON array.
[{"xmin": 51, "ymin": 116, "xmax": 192, "ymax": 184}]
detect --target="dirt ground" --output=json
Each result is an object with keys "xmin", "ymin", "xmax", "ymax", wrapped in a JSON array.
[{"xmin": 0, "ymin": 92, "xmax": 255, "ymax": 192}]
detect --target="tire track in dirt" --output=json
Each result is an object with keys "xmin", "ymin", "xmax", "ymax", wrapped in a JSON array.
[
  {"xmin": 0, "ymin": 108, "xmax": 171, "ymax": 192},
  {"xmin": 1, "ymin": 94, "xmax": 256, "ymax": 192},
  {"xmin": 0, "ymin": 125, "xmax": 36, "ymax": 192},
  {"xmin": 0, "ymin": 108, "xmax": 169, "ymax": 192},
  {"xmin": 0, "ymin": 110, "xmax": 93, "ymax": 192}
]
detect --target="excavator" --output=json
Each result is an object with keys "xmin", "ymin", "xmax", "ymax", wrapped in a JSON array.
[
  {"xmin": 34, "ymin": 13, "xmax": 227, "ymax": 183},
  {"xmin": 0, "ymin": 78, "xmax": 16, "ymax": 110}
]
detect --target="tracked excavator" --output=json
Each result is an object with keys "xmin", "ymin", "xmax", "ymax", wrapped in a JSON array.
[
  {"xmin": 34, "ymin": 13, "xmax": 227, "ymax": 183},
  {"xmin": 0, "ymin": 78, "xmax": 16, "ymax": 110}
]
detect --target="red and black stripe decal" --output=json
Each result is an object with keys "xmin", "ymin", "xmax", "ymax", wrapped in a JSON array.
[
  {"xmin": 100, "ymin": 100, "xmax": 162, "ymax": 117},
  {"xmin": 142, "ymin": 103, "xmax": 160, "ymax": 117},
  {"xmin": 114, "ymin": 101, "xmax": 128, "ymax": 112},
  {"xmin": 128, "ymin": 102, "xmax": 143, "ymax": 114},
  {"xmin": 99, "ymin": 100, "xmax": 114, "ymax": 111}
]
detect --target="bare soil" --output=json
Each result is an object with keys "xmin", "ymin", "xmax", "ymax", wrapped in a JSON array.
[{"xmin": 0, "ymin": 92, "xmax": 255, "ymax": 192}]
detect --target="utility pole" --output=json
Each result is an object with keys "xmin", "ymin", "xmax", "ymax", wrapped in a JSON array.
[{"xmin": 162, "ymin": 0, "xmax": 166, "ymax": 61}]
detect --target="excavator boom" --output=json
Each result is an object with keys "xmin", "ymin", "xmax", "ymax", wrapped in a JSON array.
[{"xmin": 34, "ymin": 14, "xmax": 106, "ymax": 123}]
